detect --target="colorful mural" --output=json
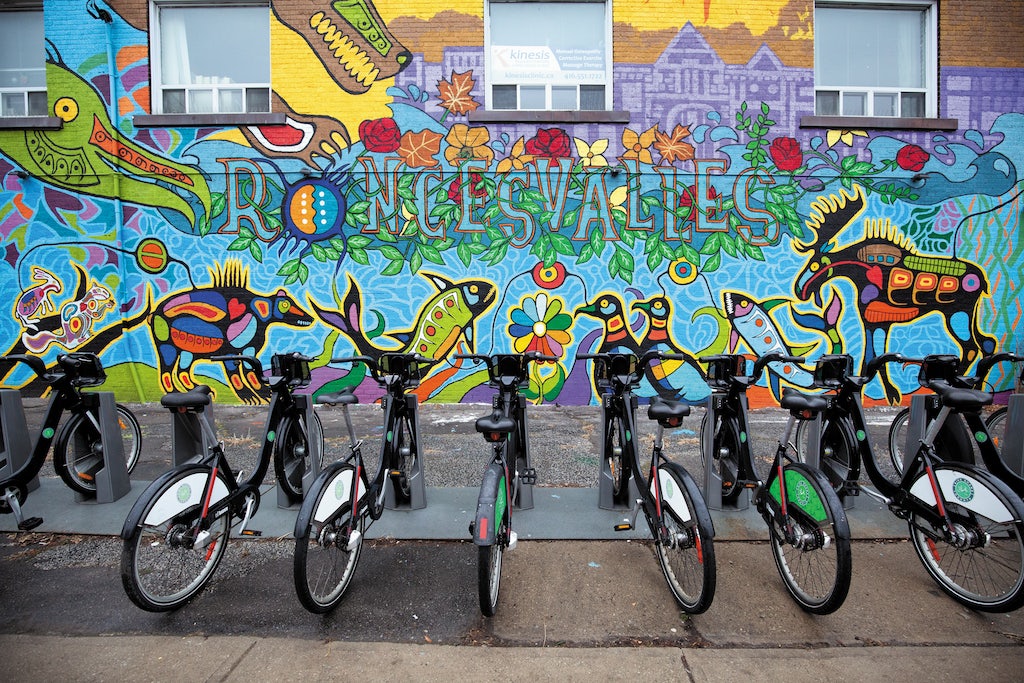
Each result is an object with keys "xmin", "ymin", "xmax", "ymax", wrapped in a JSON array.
[{"xmin": 1, "ymin": 1, "xmax": 1021, "ymax": 408}]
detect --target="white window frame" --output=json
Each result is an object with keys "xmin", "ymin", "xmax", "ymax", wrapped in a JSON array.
[
  {"xmin": 150, "ymin": 0, "xmax": 271, "ymax": 115},
  {"xmin": 814, "ymin": 0, "xmax": 938, "ymax": 118},
  {"xmin": 0, "ymin": 5, "xmax": 46, "ymax": 118},
  {"xmin": 484, "ymin": 0, "xmax": 613, "ymax": 112}
]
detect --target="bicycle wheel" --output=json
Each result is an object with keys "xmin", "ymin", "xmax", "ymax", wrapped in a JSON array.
[
  {"xmin": 654, "ymin": 462, "xmax": 716, "ymax": 614},
  {"xmin": 275, "ymin": 411, "xmax": 325, "ymax": 503},
  {"xmin": 986, "ymin": 407, "xmax": 1008, "ymax": 454},
  {"xmin": 889, "ymin": 408, "xmax": 973, "ymax": 479},
  {"xmin": 55, "ymin": 404, "xmax": 142, "ymax": 494},
  {"xmin": 120, "ymin": 465, "xmax": 231, "ymax": 612},
  {"xmin": 476, "ymin": 464, "xmax": 508, "ymax": 617},
  {"xmin": 294, "ymin": 463, "xmax": 363, "ymax": 613},
  {"xmin": 908, "ymin": 464, "xmax": 1024, "ymax": 612},
  {"xmin": 818, "ymin": 418, "xmax": 855, "ymax": 495},
  {"xmin": 766, "ymin": 461, "xmax": 852, "ymax": 614},
  {"xmin": 707, "ymin": 413, "xmax": 743, "ymax": 505},
  {"xmin": 388, "ymin": 413, "xmax": 417, "ymax": 505},
  {"xmin": 479, "ymin": 512, "xmax": 507, "ymax": 617},
  {"xmin": 604, "ymin": 415, "xmax": 629, "ymax": 501}
]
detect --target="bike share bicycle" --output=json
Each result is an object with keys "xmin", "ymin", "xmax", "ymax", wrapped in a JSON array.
[
  {"xmin": 457, "ymin": 351, "xmax": 551, "ymax": 617},
  {"xmin": 579, "ymin": 351, "xmax": 716, "ymax": 614},
  {"xmin": 0, "ymin": 352, "xmax": 141, "ymax": 530},
  {"xmin": 986, "ymin": 358, "xmax": 1023, "ymax": 457},
  {"xmin": 293, "ymin": 353, "xmax": 431, "ymax": 613},
  {"xmin": 120, "ymin": 352, "xmax": 323, "ymax": 611},
  {"xmin": 700, "ymin": 352, "xmax": 852, "ymax": 614},
  {"xmin": 795, "ymin": 353, "xmax": 1024, "ymax": 612}
]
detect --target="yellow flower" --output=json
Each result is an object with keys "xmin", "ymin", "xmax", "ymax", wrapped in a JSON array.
[
  {"xmin": 621, "ymin": 125, "xmax": 658, "ymax": 164},
  {"xmin": 826, "ymin": 129, "xmax": 868, "ymax": 148},
  {"xmin": 495, "ymin": 137, "xmax": 535, "ymax": 174},
  {"xmin": 573, "ymin": 137, "xmax": 609, "ymax": 167},
  {"xmin": 444, "ymin": 124, "xmax": 494, "ymax": 167},
  {"xmin": 609, "ymin": 184, "xmax": 628, "ymax": 223}
]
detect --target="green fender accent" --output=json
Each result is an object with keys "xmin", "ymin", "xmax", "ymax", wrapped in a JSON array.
[{"xmin": 768, "ymin": 468, "xmax": 828, "ymax": 523}]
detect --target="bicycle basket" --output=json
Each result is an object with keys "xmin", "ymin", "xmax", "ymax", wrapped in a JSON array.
[
  {"xmin": 272, "ymin": 353, "xmax": 311, "ymax": 385},
  {"xmin": 813, "ymin": 355, "xmax": 853, "ymax": 389},
  {"xmin": 918, "ymin": 354, "xmax": 959, "ymax": 386},
  {"xmin": 705, "ymin": 355, "xmax": 744, "ymax": 390},
  {"xmin": 62, "ymin": 353, "xmax": 106, "ymax": 387}
]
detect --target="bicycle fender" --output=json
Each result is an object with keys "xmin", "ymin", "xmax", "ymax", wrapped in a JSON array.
[
  {"xmin": 293, "ymin": 463, "xmax": 355, "ymax": 537},
  {"xmin": 473, "ymin": 463, "xmax": 506, "ymax": 546},
  {"xmin": 910, "ymin": 463, "xmax": 1024, "ymax": 524},
  {"xmin": 119, "ymin": 465, "xmax": 226, "ymax": 539},
  {"xmin": 658, "ymin": 463, "xmax": 715, "ymax": 538}
]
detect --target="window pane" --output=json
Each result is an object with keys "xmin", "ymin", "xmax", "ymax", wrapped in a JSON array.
[
  {"xmin": 816, "ymin": 6, "xmax": 924, "ymax": 89},
  {"xmin": 580, "ymin": 85, "xmax": 605, "ymax": 110},
  {"xmin": 219, "ymin": 89, "xmax": 244, "ymax": 113},
  {"xmin": 816, "ymin": 91, "xmax": 839, "ymax": 116},
  {"xmin": 841, "ymin": 92, "xmax": 866, "ymax": 116},
  {"xmin": 188, "ymin": 89, "xmax": 214, "ymax": 114},
  {"xmin": 246, "ymin": 88, "xmax": 271, "ymax": 113},
  {"xmin": 27, "ymin": 90, "xmax": 47, "ymax": 116},
  {"xmin": 162, "ymin": 89, "xmax": 186, "ymax": 114},
  {"xmin": 2, "ymin": 92, "xmax": 26, "ymax": 117},
  {"xmin": 552, "ymin": 86, "xmax": 576, "ymax": 109},
  {"xmin": 902, "ymin": 92, "xmax": 925, "ymax": 118},
  {"xmin": 492, "ymin": 85, "xmax": 517, "ymax": 109},
  {"xmin": 0, "ymin": 11, "xmax": 45, "ymax": 89},
  {"xmin": 874, "ymin": 92, "xmax": 898, "ymax": 117},
  {"xmin": 520, "ymin": 85, "xmax": 545, "ymax": 109},
  {"xmin": 160, "ymin": 5, "xmax": 270, "ymax": 87}
]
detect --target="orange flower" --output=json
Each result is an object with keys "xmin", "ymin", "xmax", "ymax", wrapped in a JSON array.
[
  {"xmin": 621, "ymin": 125, "xmax": 658, "ymax": 164},
  {"xmin": 397, "ymin": 129, "xmax": 443, "ymax": 168},
  {"xmin": 653, "ymin": 124, "xmax": 695, "ymax": 165},
  {"xmin": 496, "ymin": 137, "xmax": 535, "ymax": 174},
  {"xmin": 444, "ymin": 124, "xmax": 494, "ymax": 167},
  {"xmin": 437, "ymin": 70, "xmax": 480, "ymax": 116}
]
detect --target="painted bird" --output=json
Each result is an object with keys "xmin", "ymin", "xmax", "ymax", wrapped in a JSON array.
[{"xmin": 632, "ymin": 294, "xmax": 709, "ymax": 403}]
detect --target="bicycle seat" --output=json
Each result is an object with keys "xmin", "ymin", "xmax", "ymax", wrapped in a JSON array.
[
  {"xmin": 319, "ymin": 389, "xmax": 358, "ymax": 406},
  {"xmin": 160, "ymin": 385, "xmax": 213, "ymax": 410},
  {"xmin": 928, "ymin": 381, "xmax": 993, "ymax": 411},
  {"xmin": 475, "ymin": 411, "xmax": 516, "ymax": 435},
  {"xmin": 780, "ymin": 388, "xmax": 827, "ymax": 417},
  {"xmin": 648, "ymin": 397, "xmax": 690, "ymax": 428}
]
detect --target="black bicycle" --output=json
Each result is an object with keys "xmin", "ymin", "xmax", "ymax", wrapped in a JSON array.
[
  {"xmin": 120, "ymin": 352, "xmax": 322, "ymax": 611},
  {"xmin": 700, "ymin": 352, "xmax": 852, "ymax": 614},
  {"xmin": 795, "ymin": 353, "xmax": 1024, "ymax": 612},
  {"xmin": 580, "ymin": 351, "xmax": 716, "ymax": 614},
  {"xmin": 985, "ymin": 358, "xmax": 1023, "ymax": 454},
  {"xmin": 0, "ymin": 352, "xmax": 141, "ymax": 530},
  {"xmin": 457, "ymin": 351, "xmax": 552, "ymax": 617},
  {"xmin": 293, "ymin": 352, "xmax": 432, "ymax": 613}
]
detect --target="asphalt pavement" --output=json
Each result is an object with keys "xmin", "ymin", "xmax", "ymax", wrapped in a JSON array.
[{"xmin": 1, "ymin": 399, "xmax": 1022, "ymax": 681}]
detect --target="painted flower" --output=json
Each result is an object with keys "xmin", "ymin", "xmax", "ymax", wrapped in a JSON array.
[
  {"xmin": 359, "ymin": 117, "xmax": 401, "ymax": 153},
  {"xmin": 496, "ymin": 137, "xmax": 535, "ymax": 174},
  {"xmin": 525, "ymin": 128, "xmax": 572, "ymax": 158},
  {"xmin": 621, "ymin": 125, "xmax": 658, "ymax": 164},
  {"xmin": 447, "ymin": 171, "xmax": 488, "ymax": 204},
  {"xmin": 896, "ymin": 144, "xmax": 930, "ymax": 172},
  {"xmin": 573, "ymin": 137, "xmax": 609, "ymax": 167},
  {"xmin": 677, "ymin": 183, "xmax": 722, "ymax": 222},
  {"xmin": 508, "ymin": 293, "xmax": 573, "ymax": 359},
  {"xmin": 532, "ymin": 261, "xmax": 567, "ymax": 290},
  {"xmin": 653, "ymin": 124, "xmax": 695, "ymax": 165},
  {"xmin": 444, "ymin": 124, "xmax": 494, "ymax": 167},
  {"xmin": 826, "ymin": 129, "xmax": 867, "ymax": 148},
  {"xmin": 609, "ymin": 184, "xmax": 628, "ymax": 223},
  {"xmin": 769, "ymin": 136, "xmax": 803, "ymax": 172},
  {"xmin": 437, "ymin": 70, "xmax": 480, "ymax": 116}
]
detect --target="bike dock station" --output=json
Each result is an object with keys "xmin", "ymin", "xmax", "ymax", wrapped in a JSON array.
[
  {"xmin": 382, "ymin": 393, "xmax": 426, "ymax": 511},
  {"xmin": 701, "ymin": 393, "xmax": 750, "ymax": 512}
]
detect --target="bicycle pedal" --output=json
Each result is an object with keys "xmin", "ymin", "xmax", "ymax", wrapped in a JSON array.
[
  {"xmin": 614, "ymin": 522, "xmax": 634, "ymax": 532},
  {"xmin": 18, "ymin": 516, "xmax": 44, "ymax": 531},
  {"xmin": 77, "ymin": 473, "xmax": 94, "ymax": 482},
  {"xmin": 240, "ymin": 529, "xmax": 263, "ymax": 537},
  {"xmin": 521, "ymin": 468, "xmax": 537, "ymax": 485}
]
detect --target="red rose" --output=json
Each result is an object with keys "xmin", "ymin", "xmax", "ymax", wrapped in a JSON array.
[
  {"xmin": 769, "ymin": 137, "xmax": 803, "ymax": 172},
  {"xmin": 524, "ymin": 128, "xmax": 571, "ymax": 158},
  {"xmin": 447, "ymin": 172, "xmax": 487, "ymax": 204},
  {"xmin": 896, "ymin": 144, "xmax": 929, "ymax": 172},
  {"xmin": 359, "ymin": 118, "xmax": 401, "ymax": 153}
]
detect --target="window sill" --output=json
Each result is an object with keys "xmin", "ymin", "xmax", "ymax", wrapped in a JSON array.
[
  {"xmin": 799, "ymin": 115, "xmax": 958, "ymax": 131},
  {"xmin": 468, "ymin": 110, "xmax": 631, "ymax": 125},
  {"xmin": 133, "ymin": 113, "xmax": 287, "ymax": 128},
  {"xmin": 0, "ymin": 116, "xmax": 62, "ymax": 130}
]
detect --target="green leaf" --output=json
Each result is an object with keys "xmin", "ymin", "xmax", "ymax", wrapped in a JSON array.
[
  {"xmin": 350, "ymin": 248, "xmax": 369, "ymax": 265},
  {"xmin": 704, "ymin": 252, "xmax": 722, "ymax": 272},
  {"xmin": 549, "ymin": 232, "xmax": 575, "ymax": 256},
  {"xmin": 347, "ymin": 235, "xmax": 372, "ymax": 249},
  {"xmin": 227, "ymin": 237, "xmax": 251, "ymax": 252},
  {"xmin": 248, "ymin": 242, "xmax": 263, "ymax": 263},
  {"xmin": 379, "ymin": 245, "xmax": 404, "ymax": 260},
  {"xmin": 277, "ymin": 260, "xmax": 300, "ymax": 276},
  {"xmin": 457, "ymin": 241, "xmax": 473, "ymax": 267},
  {"xmin": 381, "ymin": 258, "xmax": 403, "ymax": 276},
  {"xmin": 418, "ymin": 242, "xmax": 445, "ymax": 265}
]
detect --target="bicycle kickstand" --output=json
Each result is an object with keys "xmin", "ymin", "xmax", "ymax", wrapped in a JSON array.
[
  {"xmin": 237, "ymin": 494, "xmax": 262, "ymax": 538},
  {"xmin": 614, "ymin": 498, "xmax": 643, "ymax": 532},
  {"xmin": 1, "ymin": 487, "xmax": 43, "ymax": 531}
]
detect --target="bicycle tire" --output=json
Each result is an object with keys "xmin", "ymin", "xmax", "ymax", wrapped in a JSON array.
[
  {"xmin": 986, "ymin": 407, "xmax": 1008, "ymax": 454},
  {"xmin": 818, "ymin": 418, "xmax": 855, "ymax": 495},
  {"xmin": 766, "ymin": 461, "xmax": 852, "ymax": 615},
  {"xmin": 888, "ymin": 408, "xmax": 973, "ymax": 479},
  {"xmin": 706, "ymin": 413, "xmax": 744, "ymax": 505},
  {"xmin": 605, "ymin": 415, "xmax": 629, "ymax": 502},
  {"xmin": 907, "ymin": 463, "xmax": 1024, "ymax": 612},
  {"xmin": 274, "ymin": 411, "xmax": 325, "ymax": 503},
  {"xmin": 54, "ymin": 404, "xmax": 142, "ymax": 494},
  {"xmin": 654, "ymin": 462, "xmax": 716, "ymax": 614},
  {"xmin": 388, "ymin": 412, "xmax": 417, "ymax": 506},
  {"xmin": 477, "ymin": 467, "xmax": 508, "ymax": 617},
  {"xmin": 293, "ymin": 463, "xmax": 363, "ymax": 613},
  {"xmin": 120, "ymin": 464, "xmax": 231, "ymax": 612}
]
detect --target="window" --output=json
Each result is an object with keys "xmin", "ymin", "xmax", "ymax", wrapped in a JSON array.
[
  {"xmin": 0, "ymin": 7, "xmax": 46, "ymax": 118},
  {"xmin": 486, "ymin": 0, "xmax": 611, "ymax": 111},
  {"xmin": 151, "ymin": 2, "xmax": 270, "ymax": 115},
  {"xmin": 814, "ymin": 1, "xmax": 936, "ymax": 118}
]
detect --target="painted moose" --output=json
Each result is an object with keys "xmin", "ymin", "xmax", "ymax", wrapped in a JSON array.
[{"xmin": 793, "ymin": 184, "xmax": 995, "ymax": 404}]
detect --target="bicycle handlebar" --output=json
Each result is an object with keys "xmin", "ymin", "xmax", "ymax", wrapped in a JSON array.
[
  {"xmin": 750, "ymin": 353, "xmax": 803, "ymax": 383},
  {"xmin": 456, "ymin": 351, "xmax": 557, "ymax": 384},
  {"xmin": 210, "ymin": 354, "xmax": 265, "ymax": 378},
  {"xmin": 331, "ymin": 353, "xmax": 438, "ymax": 386},
  {"xmin": 1, "ymin": 353, "xmax": 49, "ymax": 379},
  {"xmin": 862, "ymin": 352, "xmax": 906, "ymax": 381}
]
